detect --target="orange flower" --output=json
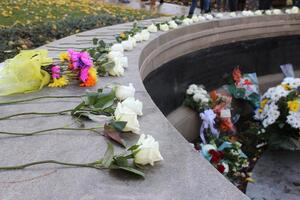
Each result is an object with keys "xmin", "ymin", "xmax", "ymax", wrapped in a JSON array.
[
  {"xmin": 220, "ymin": 118, "xmax": 235, "ymax": 132},
  {"xmin": 80, "ymin": 67, "xmax": 97, "ymax": 87}
]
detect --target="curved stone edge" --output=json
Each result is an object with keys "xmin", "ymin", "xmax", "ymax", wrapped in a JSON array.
[{"xmin": 1, "ymin": 14, "xmax": 299, "ymax": 200}]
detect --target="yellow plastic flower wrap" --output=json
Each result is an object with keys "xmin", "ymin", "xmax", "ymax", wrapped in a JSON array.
[{"xmin": 0, "ymin": 50, "xmax": 52, "ymax": 96}]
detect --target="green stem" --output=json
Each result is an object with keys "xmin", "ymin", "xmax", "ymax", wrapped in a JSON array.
[
  {"xmin": 0, "ymin": 126, "xmax": 104, "ymax": 136},
  {"xmin": 0, "ymin": 95, "xmax": 82, "ymax": 106},
  {"xmin": 0, "ymin": 160, "xmax": 101, "ymax": 170},
  {"xmin": 0, "ymin": 109, "xmax": 74, "ymax": 120}
]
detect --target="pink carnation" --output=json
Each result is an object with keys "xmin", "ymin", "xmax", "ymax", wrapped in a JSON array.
[{"xmin": 51, "ymin": 65, "xmax": 61, "ymax": 79}]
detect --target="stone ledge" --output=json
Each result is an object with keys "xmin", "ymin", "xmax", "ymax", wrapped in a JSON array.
[{"xmin": 1, "ymin": 14, "xmax": 300, "ymax": 200}]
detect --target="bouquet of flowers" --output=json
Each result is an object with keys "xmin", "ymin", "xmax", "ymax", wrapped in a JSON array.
[
  {"xmin": 254, "ymin": 77, "xmax": 300, "ymax": 149},
  {"xmin": 200, "ymin": 136, "xmax": 249, "ymax": 183},
  {"xmin": 227, "ymin": 67, "xmax": 260, "ymax": 108},
  {"xmin": 183, "ymin": 84, "xmax": 211, "ymax": 112}
]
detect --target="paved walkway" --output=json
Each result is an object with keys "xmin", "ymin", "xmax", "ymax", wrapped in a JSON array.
[{"xmin": 104, "ymin": 0, "xmax": 200, "ymax": 15}]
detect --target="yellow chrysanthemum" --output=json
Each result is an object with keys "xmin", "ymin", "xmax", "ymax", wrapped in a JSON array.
[
  {"xmin": 260, "ymin": 99, "xmax": 268, "ymax": 109},
  {"xmin": 287, "ymin": 100, "xmax": 300, "ymax": 112},
  {"xmin": 281, "ymin": 83, "xmax": 291, "ymax": 91},
  {"xmin": 48, "ymin": 76, "xmax": 69, "ymax": 88},
  {"xmin": 59, "ymin": 52, "xmax": 70, "ymax": 62}
]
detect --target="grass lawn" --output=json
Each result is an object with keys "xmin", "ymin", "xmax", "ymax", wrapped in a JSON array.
[{"xmin": 0, "ymin": 0, "xmax": 161, "ymax": 62}]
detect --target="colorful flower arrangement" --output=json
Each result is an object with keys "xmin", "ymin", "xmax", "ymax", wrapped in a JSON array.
[
  {"xmin": 254, "ymin": 77, "xmax": 300, "ymax": 149},
  {"xmin": 226, "ymin": 67, "xmax": 260, "ymax": 108}
]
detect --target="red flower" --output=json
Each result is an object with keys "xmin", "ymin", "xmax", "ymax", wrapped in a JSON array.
[
  {"xmin": 243, "ymin": 79, "xmax": 252, "ymax": 86},
  {"xmin": 217, "ymin": 164, "xmax": 225, "ymax": 173},
  {"xmin": 208, "ymin": 149, "xmax": 224, "ymax": 164}
]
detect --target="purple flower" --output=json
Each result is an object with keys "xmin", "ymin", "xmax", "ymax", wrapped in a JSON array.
[
  {"xmin": 68, "ymin": 49, "xmax": 80, "ymax": 69},
  {"xmin": 79, "ymin": 52, "xmax": 93, "ymax": 67},
  {"xmin": 80, "ymin": 67, "xmax": 90, "ymax": 82},
  {"xmin": 51, "ymin": 65, "xmax": 61, "ymax": 79}
]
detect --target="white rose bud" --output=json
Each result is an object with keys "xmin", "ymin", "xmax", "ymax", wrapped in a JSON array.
[
  {"xmin": 121, "ymin": 40, "xmax": 134, "ymax": 51},
  {"xmin": 128, "ymin": 36, "xmax": 137, "ymax": 47},
  {"xmin": 159, "ymin": 23, "xmax": 169, "ymax": 31},
  {"xmin": 198, "ymin": 15, "xmax": 206, "ymax": 21},
  {"xmin": 110, "ymin": 43, "xmax": 124, "ymax": 53},
  {"xmin": 147, "ymin": 23, "xmax": 158, "ymax": 33},
  {"xmin": 192, "ymin": 15, "xmax": 199, "ymax": 22},
  {"xmin": 265, "ymin": 10, "xmax": 272, "ymax": 15},
  {"xmin": 141, "ymin": 29, "xmax": 150, "ymax": 41},
  {"xmin": 273, "ymin": 9, "xmax": 282, "ymax": 15},
  {"xmin": 205, "ymin": 14, "xmax": 214, "ymax": 20},
  {"xmin": 285, "ymin": 9, "xmax": 292, "ymax": 14},
  {"xmin": 114, "ymin": 102, "xmax": 140, "ymax": 134},
  {"xmin": 107, "ymin": 51, "xmax": 123, "ymax": 60},
  {"xmin": 134, "ymin": 134, "xmax": 163, "ymax": 166},
  {"xmin": 182, "ymin": 18, "xmax": 191, "ymax": 26},
  {"xmin": 254, "ymin": 10, "xmax": 262, "ymax": 15},
  {"xmin": 122, "ymin": 97, "xmax": 143, "ymax": 116},
  {"xmin": 108, "ymin": 58, "xmax": 125, "ymax": 77},
  {"xmin": 215, "ymin": 13, "xmax": 223, "ymax": 18},
  {"xmin": 134, "ymin": 33, "xmax": 142, "ymax": 42},
  {"xmin": 291, "ymin": 6, "xmax": 300, "ymax": 14},
  {"xmin": 230, "ymin": 12, "xmax": 237, "ymax": 17},
  {"xmin": 168, "ymin": 20, "xmax": 178, "ymax": 29},
  {"xmin": 115, "ymin": 83, "xmax": 135, "ymax": 101},
  {"xmin": 186, "ymin": 88, "xmax": 194, "ymax": 95}
]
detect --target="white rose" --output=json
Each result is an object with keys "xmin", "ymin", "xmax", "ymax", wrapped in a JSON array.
[
  {"xmin": 128, "ymin": 36, "xmax": 137, "ymax": 47},
  {"xmin": 168, "ymin": 20, "xmax": 178, "ymax": 29},
  {"xmin": 273, "ymin": 9, "xmax": 282, "ymax": 15},
  {"xmin": 254, "ymin": 10, "xmax": 262, "ymax": 15},
  {"xmin": 115, "ymin": 83, "xmax": 135, "ymax": 101},
  {"xmin": 285, "ymin": 9, "xmax": 292, "ymax": 14},
  {"xmin": 121, "ymin": 40, "xmax": 134, "ymax": 51},
  {"xmin": 134, "ymin": 33, "xmax": 142, "ymax": 42},
  {"xmin": 192, "ymin": 15, "xmax": 199, "ymax": 22},
  {"xmin": 189, "ymin": 84, "xmax": 198, "ymax": 91},
  {"xmin": 198, "ymin": 15, "xmax": 206, "ymax": 21},
  {"xmin": 134, "ymin": 134, "xmax": 163, "ymax": 166},
  {"xmin": 291, "ymin": 6, "xmax": 300, "ymax": 14},
  {"xmin": 122, "ymin": 97, "xmax": 143, "ymax": 116},
  {"xmin": 110, "ymin": 43, "xmax": 124, "ymax": 53},
  {"xmin": 141, "ymin": 29, "xmax": 150, "ymax": 41},
  {"xmin": 159, "ymin": 23, "xmax": 169, "ymax": 31},
  {"xmin": 215, "ymin": 13, "xmax": 223, "ymax": 18},
  {"xmin": 114, "ymin": 102, "xmax": 140, "ymax": 134},
  {"xmin": 108, "ymin": 58, "xmax": 124, "ymax": 77},
  {"xmin": 121, "ymin": 56, "xmax": 128, "ymax": 68},
  {"xmin": 204, "ymin": 14, "xmax": 213, "ymax": 20},
  {"xmin": 229, "ymin": 12, "xmax": 237, "ymax": 17},
  {"xmin": 107, "ymin": 50, "xmax": 123, "ymax": 60},
  {"xmin": 265, "ymin": 10, "xmax": 272, "ymax": 15},
  {"xmin": 182, "ymin": 18, "xmax": 191, "ymax": 26},
  {"xmin": 147, "ymin": 23, "xmax": 158, "ymax": 33}
]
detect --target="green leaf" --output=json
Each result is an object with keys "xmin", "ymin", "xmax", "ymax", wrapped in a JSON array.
[
  {"xmin": 110, "ymin": 165, "xmax": 145, "ymax": 178},
  {"xmin": 71, "ymin": 101, "xmax": 85, "ymax": 116},
  {"xmin": 92, "ymin": 38, "xmax": 98, "ymax": 45},
  {"xmin": 128, "ymin": 144, "xmax": 140, "ymax": 151},
  {"xmin": 111, "ymin": 121, "xmax": 127, "ymax": 132},
  {"xmin": 102, "ymin": 142, "xmax": 115, "ymax": 168},
  {"xmin": 93, "ymin": 91, "xmax": 115, "ymax": 109},
  {"xmin": 113, "ymin": 156, "xmax": 129, "ymax": 167}
]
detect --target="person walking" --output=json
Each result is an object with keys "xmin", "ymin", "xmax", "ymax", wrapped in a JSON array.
[{"xmin": 188, "ymin": 0, "xmax": 211, "ymax": 17}]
